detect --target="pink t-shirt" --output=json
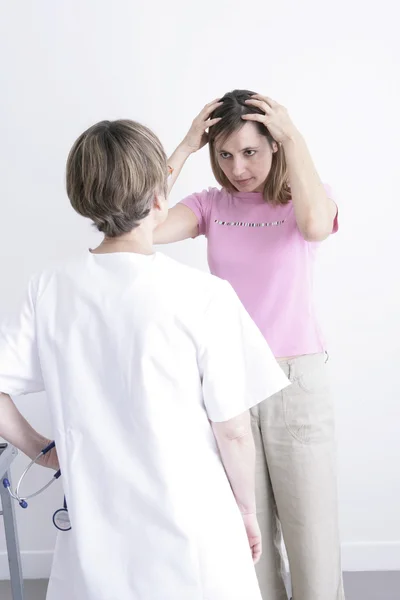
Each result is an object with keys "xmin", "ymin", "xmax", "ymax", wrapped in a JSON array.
[{"xmin": 181, "ymin": 186, "xmax": 338, "ymax": 357}]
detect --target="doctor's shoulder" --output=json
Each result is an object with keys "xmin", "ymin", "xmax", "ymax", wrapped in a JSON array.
[
  {"xmin": 157, "ymin": 253, "xmax": 225, "ymax": 297},
  {"xmin": 158, "ymin": 253, "xmax": 239, "ymax": 316}
]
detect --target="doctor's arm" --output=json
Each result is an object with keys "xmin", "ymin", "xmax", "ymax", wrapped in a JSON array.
[
  {"xmin": 212, "ymin": 411, "xmax": 261, "ymax": 564},
  {"xmin": 0, "ymin": 279, "xmax": 58, "ymax": 470},
  {"xmin": 212, "ymin": 411, "xmax": 256, "ymax": 515},
  {"xmin": 0, "ymin": 392, "xmax": 57, "ymax": 469}
]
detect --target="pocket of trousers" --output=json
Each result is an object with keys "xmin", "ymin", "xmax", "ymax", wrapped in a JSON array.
[{"xmin": 282, "ymin": 359, "xmax": 334, "ymax": 444}]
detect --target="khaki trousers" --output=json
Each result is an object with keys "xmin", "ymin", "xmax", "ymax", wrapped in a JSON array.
[{"xmin": 250, "ymin": 353, "xmax": 345, "ymax": 600}]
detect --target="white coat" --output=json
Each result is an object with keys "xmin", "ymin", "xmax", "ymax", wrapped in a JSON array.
[{"xmin": 0, "ymin": 252, "xmax": 289, "ymax": 599}]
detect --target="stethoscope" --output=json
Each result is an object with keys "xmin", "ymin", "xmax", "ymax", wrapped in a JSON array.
[{"xmin": 2, "ymin": 441, "xmax": 71, "ymax": 532}]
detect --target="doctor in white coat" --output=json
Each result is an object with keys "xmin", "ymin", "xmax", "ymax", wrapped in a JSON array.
[{"xmin": 0, "ymin": 119, "xmax": 289, "ymax": 600}]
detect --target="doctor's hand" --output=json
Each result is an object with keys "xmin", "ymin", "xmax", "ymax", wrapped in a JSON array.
[
  {"xmin": 37, "ymin": 440, "xmax": 60, "ymax": 471},
  {"xmin": 242, "ymin": 513, "xmax": 262, "ymax": 564}
]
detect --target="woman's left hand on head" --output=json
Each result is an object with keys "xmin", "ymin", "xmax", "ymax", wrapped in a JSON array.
[{"xmin": 243, "ymin": 95, "xmax": 298, "ymax": 144}]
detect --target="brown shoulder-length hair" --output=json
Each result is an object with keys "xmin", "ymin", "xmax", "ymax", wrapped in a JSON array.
[
  {"xmin": 66, "ymin": 119, "xmax": 168, "ymax": 238},
  {"xmin": 208, "ymin": 90, "xmax": 291, "ymax": 205}
]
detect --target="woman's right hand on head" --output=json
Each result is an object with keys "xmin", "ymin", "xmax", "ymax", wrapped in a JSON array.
[{"xmin": 181, "ymin": 99, "xmax": 223, "ymax": 154}]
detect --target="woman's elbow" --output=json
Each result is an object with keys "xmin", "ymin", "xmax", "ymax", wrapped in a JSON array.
[{"xmin": 299, "ymin": 218, "xmax": 332, "ymax": 242}]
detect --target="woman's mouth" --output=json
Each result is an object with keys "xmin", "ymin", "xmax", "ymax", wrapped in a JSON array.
[{"xmin": 235, "ymin": 178, "xmax": 253, "ymax": 186}]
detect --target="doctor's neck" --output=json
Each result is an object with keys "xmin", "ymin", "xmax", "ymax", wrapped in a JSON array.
[{"xmin": 91, "ymin": 218, "xmax": 156, "ymax": 256}]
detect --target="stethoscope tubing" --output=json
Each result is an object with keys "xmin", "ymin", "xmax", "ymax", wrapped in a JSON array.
[{"xmin": 2, "ymin": 441, "xmax": 61, "ymax": 508}]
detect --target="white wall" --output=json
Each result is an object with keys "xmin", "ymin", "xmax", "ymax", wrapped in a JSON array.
[{"xmin": 1, "ymin": 0, "xmax": 399, "ymax": 578}]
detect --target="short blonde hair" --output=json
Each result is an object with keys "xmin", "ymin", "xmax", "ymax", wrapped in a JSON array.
[
  {"xmin": 208, "ymin": 90, "xmax": 291, "ymax": 205},
  {"xmin": 66, "ymin": 119, "xmax": 168, "ymax": 237}
]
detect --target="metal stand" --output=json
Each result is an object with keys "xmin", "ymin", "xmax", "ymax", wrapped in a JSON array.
[{"xmin": 0, "ymin": 443, "xmax": 24, "ymax": 600}]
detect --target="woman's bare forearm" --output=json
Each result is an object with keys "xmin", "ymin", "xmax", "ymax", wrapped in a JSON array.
[
  {"xmin": 283, "ymin": 132, "xmax": 336, "ymax": 241},
  {"xmin": 167, "ymin": 143, "xmax": 192, "ymax": 193}
]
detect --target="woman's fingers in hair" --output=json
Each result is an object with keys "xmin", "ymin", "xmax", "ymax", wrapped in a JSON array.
[
  {"xmin": 205, "ymin": 117, "xmax": 222, "ymax": 129},
  {"xmin": 250, "ymin": 94, "xmax": 278, "ymax": 107},
  {"xmin": 241, "ymin": 113, "xmax": 267, "ymax": 123},
  {"xmin": 207, "ymin": 97, "xmax": 222, "ymax": 106},
  {"xmin": 245, "ymin": 98, "xmax": 272, "ymax": 113},
  {"xmin": 201, "ymin": 101, "xmax": 223, "ymax": 120}
]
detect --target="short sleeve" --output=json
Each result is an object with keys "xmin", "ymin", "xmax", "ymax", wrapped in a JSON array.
[
  {"xmin": 199, "ymin": 281, "xmax": 290, "ymax": 423},
  {"xmin": 0, "ymin": 278, "xmax": 44, "ymax": 396},
  {"xmin": 324, "ymin": 183, "xmax": 339, "ymax": 234},
  {"xmin": 180, "ymin": 188, "xmax": 215, "ymax": 237}
]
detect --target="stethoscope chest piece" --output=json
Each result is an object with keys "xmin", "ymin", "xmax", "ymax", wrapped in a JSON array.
[
  {"xmin": 53, "ymin": 509, "xmax": 71, "ymax": 531},
  {"xmin": 53, "ymin": 497, "xmax": 71, "ymax": 531}
]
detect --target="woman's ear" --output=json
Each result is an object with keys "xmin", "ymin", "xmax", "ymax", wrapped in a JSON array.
[{"xmin": 272, "ymin": 141, "xmax": 279, "ymax": 153}]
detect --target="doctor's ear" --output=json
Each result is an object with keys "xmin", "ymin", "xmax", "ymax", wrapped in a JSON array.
[
  {"xmin": 153, "ymin": 193, "xmax": 167, "ymax": 211},
  {"xmin": 153, "ymin": 194, "xmax": 162, "ymax": 210}
]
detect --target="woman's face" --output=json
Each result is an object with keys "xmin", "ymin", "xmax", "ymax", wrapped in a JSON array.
[{"xmin": 215, "ymin": 122, "xmax": 277, "ymax": 193}]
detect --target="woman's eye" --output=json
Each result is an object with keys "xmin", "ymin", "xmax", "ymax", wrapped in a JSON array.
[
  {"xmin": 220, "ymin": 152, "xmax": 231, "ymax": 159},
  {"xmin": 245, "ymin": 150, "xmax": 256, "ymax": 157}
]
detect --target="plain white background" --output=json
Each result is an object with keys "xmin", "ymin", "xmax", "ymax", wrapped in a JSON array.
[{"xmin": 1, "ymin": 0, "xmax": 399, "ymax": 579}]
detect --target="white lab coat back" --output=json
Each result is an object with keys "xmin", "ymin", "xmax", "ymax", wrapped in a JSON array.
[{"xmin": 0, "ymin": 252, "xmax": 289, "ymax": 600}]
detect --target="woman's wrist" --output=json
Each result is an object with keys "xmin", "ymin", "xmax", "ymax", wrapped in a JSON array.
[
  {"xmin": 281, "ymin": 128, "xmax": 303, "ymax": 148},
  {"xmin": 177, "ymin": 139, "xmax": 196, "ymax": 157},
  {"xmin": 168, "ymin": 142, "xmax": 193, "ymax": 170}
]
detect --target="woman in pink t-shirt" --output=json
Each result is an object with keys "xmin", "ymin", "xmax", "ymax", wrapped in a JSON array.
[{"xmin": 155, "ymin": 90, "xmax": 343, "ymax": 600}]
